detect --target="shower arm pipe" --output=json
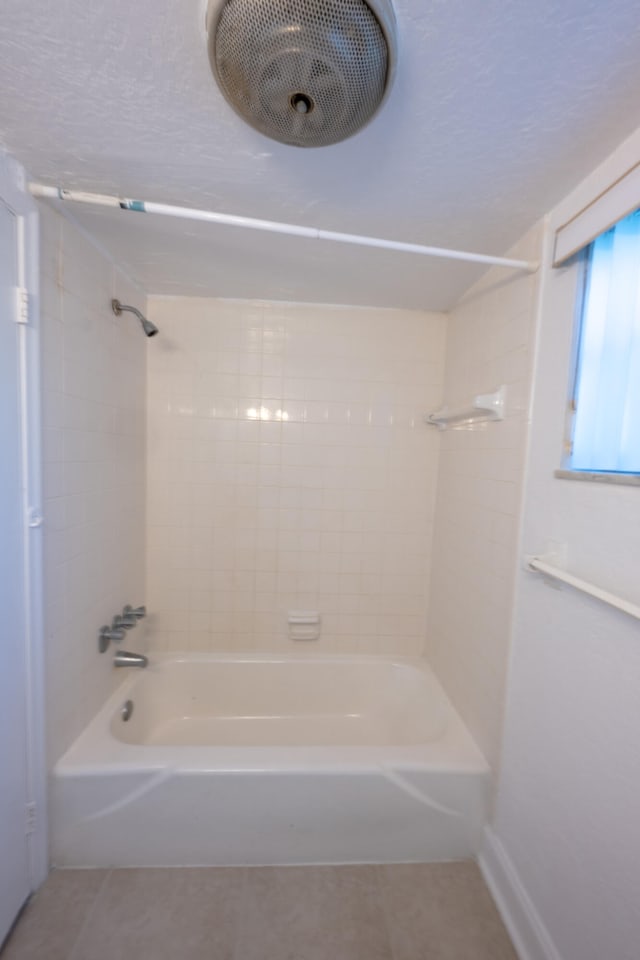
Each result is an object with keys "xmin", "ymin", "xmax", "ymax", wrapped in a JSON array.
[{"xmin": 28, "ymin": 183, "xmax": 538, "ymax": 273}]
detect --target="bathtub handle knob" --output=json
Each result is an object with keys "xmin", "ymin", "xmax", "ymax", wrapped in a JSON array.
[
  {"xmin": 113, "ymin": 614, "xmax": 137, "ymax": 631},
  {"xmin": 98, "ymin": 625, "xmax": 126, "ymax": 653},
  {"xmin": 124, "ymin": 604, "xmax": 146, "ymax": 620}
]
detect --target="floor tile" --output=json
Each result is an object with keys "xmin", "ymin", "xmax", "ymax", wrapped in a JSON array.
[
  {"xmin": 70, "ymin": 867, "xmax": 246, "ymax": 960},
  {"xmin": 1, "ymin": 869, "xmax": 108, "ymax": 960},
  {"xmin": 3, "ymin": 862, "xmax": 518, "ymax": 960},
  {"xmin": 379, "ymin": 862, "xmax": 518, "ymax": 960},
  {"xmin": 235, "ymin": 865, "xmax": 393, "ymax": 960}
]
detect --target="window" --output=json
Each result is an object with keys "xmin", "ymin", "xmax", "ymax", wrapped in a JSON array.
[{"xmin": 567, "ymin": 209, "xmax": 640, "ymax": 475}]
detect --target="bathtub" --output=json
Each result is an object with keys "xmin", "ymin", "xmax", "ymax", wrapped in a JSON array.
[{"xmin": 52, "ymin": 653, "xmax": 489, "ymax": 867}]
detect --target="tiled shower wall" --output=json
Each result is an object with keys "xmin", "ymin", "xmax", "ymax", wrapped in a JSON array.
[
  {"xmin": 40, "ymin": 206, "xmax": 147, "ymax": 766},
  {"xmin": 426, "ymin": 226, "xmax": 542, "ymax": 772},
  {"xmin": 146, "ymin": 298, "xmax": 446, "ymax": 654}
]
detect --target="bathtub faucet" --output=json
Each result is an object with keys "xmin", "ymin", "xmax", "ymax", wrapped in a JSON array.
[{"xmin": 113, "ymin": 650, "xmax": 148, "ymax": 668}]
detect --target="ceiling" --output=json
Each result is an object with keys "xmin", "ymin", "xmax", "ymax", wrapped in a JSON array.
[{"xmin": 2, "ymin": 0, "xmax": 640, "ymax": 310}]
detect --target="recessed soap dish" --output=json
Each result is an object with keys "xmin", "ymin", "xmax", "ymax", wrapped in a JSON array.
[{"xmin": 288, "ymin": 611, "xmax": 321, "ymax": 641}]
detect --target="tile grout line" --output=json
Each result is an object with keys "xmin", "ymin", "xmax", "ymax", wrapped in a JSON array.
[{"xmin": 67, "ymin": 869, "xmax": 112, "ymax": 960}]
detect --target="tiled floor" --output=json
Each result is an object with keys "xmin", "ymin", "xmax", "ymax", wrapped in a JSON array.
[{"xmin": 1, "ymin": 862, "xmax": 517, "ymax": 960}]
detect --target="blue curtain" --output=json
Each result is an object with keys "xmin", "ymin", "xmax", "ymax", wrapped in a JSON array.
[{"xmin": 572, "ymin": 209, "xmax": 640, "ymax": 473}]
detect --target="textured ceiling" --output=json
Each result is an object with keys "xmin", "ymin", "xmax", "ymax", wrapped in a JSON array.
[{"xmin": 2, "ymin": 0, "xmax": 640, "ymax": 309}]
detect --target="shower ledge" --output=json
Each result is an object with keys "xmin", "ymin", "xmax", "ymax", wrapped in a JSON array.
[{"xmin": 425, "ymin": 385, "xmax": 506, "ymax": 430}]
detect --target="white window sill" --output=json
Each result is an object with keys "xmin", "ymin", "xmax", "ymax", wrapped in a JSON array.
[{"xmin": 555, "ymin": 469, "xmax": 640, "ymax": 487}]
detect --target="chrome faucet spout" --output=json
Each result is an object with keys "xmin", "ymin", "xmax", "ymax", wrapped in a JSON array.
[{"xmin": 114, "ymin": 650, "xmax": 148, "ymax": 668}]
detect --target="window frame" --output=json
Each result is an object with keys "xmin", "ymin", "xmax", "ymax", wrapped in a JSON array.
[{"xmin": 560, "ymin": 248, "xmax": 590, "ymax": 470}]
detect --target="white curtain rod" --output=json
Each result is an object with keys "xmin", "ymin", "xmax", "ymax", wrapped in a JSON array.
[{"xmin": 29, "ymin": 183, "xmax": 538, "ymax": 273}]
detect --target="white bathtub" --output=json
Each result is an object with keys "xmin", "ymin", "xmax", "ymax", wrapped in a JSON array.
[{"xmin": 52, "ymin": 653, "xmax": 489, "ymax": 867}]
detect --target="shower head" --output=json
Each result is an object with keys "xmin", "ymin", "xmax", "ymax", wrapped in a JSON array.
[
  {"xmin": 111, "ymin": 299, "xmax": 159, "ymax": 337},
  {"xmin": 141, "ymin": 317, "xmax": 159, "ymax": 337}
]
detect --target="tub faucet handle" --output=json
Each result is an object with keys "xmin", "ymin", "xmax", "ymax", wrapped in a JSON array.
[
  {"xmin": 124, "ymin": 604, "xmax": 146, "ymax": 620},
  {"xmin": 98, "ymin": 625, "xmax": 126, "ymax": 653},
  {"xmin": 113, "ymin": 614, "xmax": 137, "ymax": 631}
]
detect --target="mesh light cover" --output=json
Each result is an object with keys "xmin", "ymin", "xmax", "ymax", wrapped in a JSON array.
[{"xmin": 208, "ymin": 0, "xmax": 394, "ymax": 147}]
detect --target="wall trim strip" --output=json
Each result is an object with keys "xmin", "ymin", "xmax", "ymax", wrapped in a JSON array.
[{"xmin": 479, "ymin": 827, "xmax": 564, "ymax": 960}]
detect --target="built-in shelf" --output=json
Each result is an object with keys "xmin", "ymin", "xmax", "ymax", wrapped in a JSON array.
[{"xmin": 425, "ymin": 385, "xmax": 506, "ymax": 430}]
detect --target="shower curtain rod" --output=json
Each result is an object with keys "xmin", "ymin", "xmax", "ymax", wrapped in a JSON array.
[{"xmin": 29, "ymin": 183, "xmax": 538, "ymax": 273}]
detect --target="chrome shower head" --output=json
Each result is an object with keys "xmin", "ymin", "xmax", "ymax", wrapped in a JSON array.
[
  {"xmin": 141, "ymin": 317, "xmax": 159, "ymax": 337},
  {"xmin": 111, "ymin": 299, "xmax": 159, "ymax": 337}
]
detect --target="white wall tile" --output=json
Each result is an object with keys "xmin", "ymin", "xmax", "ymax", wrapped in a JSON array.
[
  {"xmin": 426, "ymin": 224, "xmax": 542, "ymax": 773},
  {"xmin": 147, "ymin": 298, "xmax": 446, "ymax": 655}
]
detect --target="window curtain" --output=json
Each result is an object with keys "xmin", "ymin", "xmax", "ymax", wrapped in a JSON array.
[{"xmin": 572, "ymin": 210, "xmax": 640, "ymax": 472}]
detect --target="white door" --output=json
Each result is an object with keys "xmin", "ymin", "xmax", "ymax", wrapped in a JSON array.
[{"xmin": 0, "ymin": 198, "xmax": 31, "ymax": 943}]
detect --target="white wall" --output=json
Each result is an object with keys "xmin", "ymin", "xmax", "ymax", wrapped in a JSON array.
[
  {"xmin": 486, "ymin": 128, "xmax": 640, "ymax": 960},
  {"xmin": 426, "ymin": 227, "xmax": 541, "ymax": 772},
  {"xmin": 40, "ymin": 206, "xmax": 147, "ymax": 766},
  {"xmin": 146, "ymin": 297, "xmax": 446, "ymax": 654}
]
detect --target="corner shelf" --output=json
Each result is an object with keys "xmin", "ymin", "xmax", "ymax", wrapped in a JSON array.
[{"xmin": 425, "ymin": 385, "xmax": 506, "ymax": 431}]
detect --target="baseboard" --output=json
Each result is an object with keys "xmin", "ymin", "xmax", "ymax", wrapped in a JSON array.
[{"xmin": 479, "ymin": 827, "xmax": 563, "ymax": 960}]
